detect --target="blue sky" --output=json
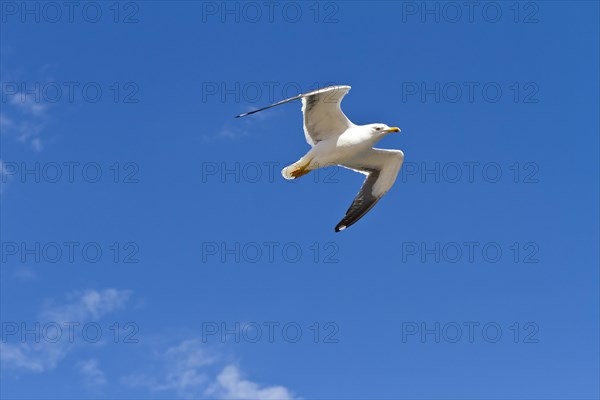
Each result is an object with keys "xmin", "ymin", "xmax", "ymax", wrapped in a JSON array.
[{"xmin": 1, "ymin": 1, "xmax": 598, "ymax": 399}]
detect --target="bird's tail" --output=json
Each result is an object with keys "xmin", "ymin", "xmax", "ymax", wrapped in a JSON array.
[{"xmin": 281, "ymin": 158, "xmax": 312, "ymax": 180}]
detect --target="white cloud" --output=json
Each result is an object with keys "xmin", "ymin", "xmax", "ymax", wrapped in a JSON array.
[
  {"xmin": 0, "ymin": 110, "xmax": 45, "ymax": 151},
  {"xmin": 209, "ymin": 365, "xmax": 296, "ymax": 400},
  {"xmin": 13, "ymin": 266, "xmax": 38, "ymax": 281},
  {"xmin": 77, "ymin": 359, "xmax": 107, "ymax": 386},
  {"xmin": 1, "ymin": 77, "xmax": 52, "ymax": 151},
  {"xmin": 0, "ymin": 338, "xmax": 68, "ymax": 373},
  {"xmin": 206, "ymin": 106, "xmax": 279, "ymax": 143},
  {"xmin": 40, "ymin": 288, "xmax": 130, "ymax": 323},
  {"xmin": 2, "ymin": 289, "xmax": 296, "ymax": 399},
  {"xmin": 125, "ymin": 339, "xmax": 296, "ymax": 400},
  {"xmin": 31, "ymin": 137, "xmax": 42, "ymax": 152},
  {"xmin": 202, "ymin": 124, "xmax": 248, "ymax": 143},
  {"xmin": 9, "ymin": 95, "xmax": 48, "ymax": 117},
  {"xmin": 123, "ymin": 339, "xmax": 215, "ymax": 397},
  {"xmin": 216, "ymin": 126, "xmax": 249, "ymax": 141},
  {"xmin": 0, "ymin": 159, "xmax": 10, "ymax": 194},
  {"xmin": 0, "ymin": 342, "xmax": 50, "ymax": 372},
  {"xmin": 164, "ymin": 339, "xmax": 217, "ymax": 370},
  {"xmin": 1, "ymin": 289, "xmax": 131, "ymax": 374},
  {"xmin": 0, "ymin": 113, "xmax": 14, "ymax": 132},
  {"xmin": 155, "ymin": 339, "xmax": 216, "ymax": 394}
]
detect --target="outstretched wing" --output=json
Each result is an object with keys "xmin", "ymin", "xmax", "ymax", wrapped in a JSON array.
[
  {"xmin": 301, "ymin": 86, "xmax": 353, "ymax": 146},
  {"xmin": 335, "ymin": 149, "xmax": 404, "ymax": 232},
  {"xmin": 235, "ymin": 85, "xmax": 353, "ymax": 146}
]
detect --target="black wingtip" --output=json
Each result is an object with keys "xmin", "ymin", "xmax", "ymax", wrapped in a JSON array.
[{"xmin": 334, "ymin": 224, "xmax": 346, "ymax": 233}]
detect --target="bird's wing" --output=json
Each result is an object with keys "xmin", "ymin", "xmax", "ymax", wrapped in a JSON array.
[
  {"xmin": 301, "ymin": 86, "xmax": 353, "ymax": 146},
  {"xmin": 335, "ymin": 149, "xmax": 404, "ymax": 232},
  {"xmin": 235, "ymin": 85, "xmax": 353, "ymax": 146}
]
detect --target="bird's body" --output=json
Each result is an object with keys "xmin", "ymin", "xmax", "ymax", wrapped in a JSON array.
[
  {"xmin": 287, "ymin": 125, "xmax": 393, "ymax": 172},
  {"xmin": 236, "ymin": 85, "xmax": 405, "ymax": 232}
]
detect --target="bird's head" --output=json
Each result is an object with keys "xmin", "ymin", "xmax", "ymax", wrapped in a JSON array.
[{"xmin": 368, "ymin": 123, "xmax": 401, "ymax": 138}]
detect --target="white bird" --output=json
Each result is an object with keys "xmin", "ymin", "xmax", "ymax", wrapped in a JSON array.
[{"xmin": 236, "ymin": 85, "xmax": 404, "ymax": 232}]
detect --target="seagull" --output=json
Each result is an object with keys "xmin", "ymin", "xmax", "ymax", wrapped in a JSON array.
[{"xmin": 235, "ymin": 85, "xmax": 404, "ymax": 232}]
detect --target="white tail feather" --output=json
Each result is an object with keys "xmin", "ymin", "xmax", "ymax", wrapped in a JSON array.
[
  {"xmin": 281, "ymin": 163, "xmax": 298, "ymax": 180},
  {"xmin": 281, "ymin": 157, "xmax": 313, "ymax": 180}
]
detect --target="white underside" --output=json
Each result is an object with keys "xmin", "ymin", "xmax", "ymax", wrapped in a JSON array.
[{"xmin": 282, "ymin": 126, "xmax": 404, "ymax": 198}]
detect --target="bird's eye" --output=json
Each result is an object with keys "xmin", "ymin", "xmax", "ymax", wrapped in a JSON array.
[{"xmin": 376, "ymin": 127, "xmax": 381, "ymax": 131}]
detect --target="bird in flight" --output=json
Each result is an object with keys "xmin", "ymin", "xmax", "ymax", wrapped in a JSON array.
[{"xmin": 236, "ymin": 85, "xmax": 404, "ymax": 232}]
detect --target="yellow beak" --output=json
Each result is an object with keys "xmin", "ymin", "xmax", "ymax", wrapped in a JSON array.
[{"xmin": 385, "ymin": 127, "xmax": 401, "ymax": 133}]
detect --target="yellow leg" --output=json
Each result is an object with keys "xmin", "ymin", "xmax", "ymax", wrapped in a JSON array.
[
  {"xmin": 289, "ymin": 164, "xmax": 311, "ymax": 179},
  {"xmin": 282, "ymin": 156, "xmax": 314, "ymax": 180}
]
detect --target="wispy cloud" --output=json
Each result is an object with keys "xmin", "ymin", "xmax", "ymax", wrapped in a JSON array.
[
  {"xmin": 208, "ymin": 365, "xmax": 295, "ymax": 400},
  {"xmin": 0, "ymin": 342, "xmax": 50, "ymax": 372},
  {"xmin": 0, "ymin": 159, "xmax": 10, "ymax": 194},
  {"xmin": 216, "ymin": 126, "xmax": 249, "ymax": 141},
  {"xmin": 1, "ymin": 289, "xmax": 131, "ymax": 373},
  {"xmin": 9, "ymin": 95, "xmax": 48, "ymax": 117},
  {"xmin": 1, "ymin": 76, "xmax": 53, "ymax": 152},
  {"xmin": 31, "ymin": 137, "xmax": 42, "ymax": 152},
  {"xmin": 125, "ymin": 338, "xmax": 296, "ymax": 400},
  {"xmin": 0, "ymin": 109, "xmax": 47, "ymax": 152},
  {"xmin": 203, "ymin": 106, "xmax": 281, "ymax": 143},
  {"xmin": 2, "ymin": 289, "xmax": 297, "ymax": 399},
  {"xmin": 77, "ymin": 359, "xmax": 107, "ymax": 387},
  {"xmin": 0, "ymin": 113, "xmax": 13, "ymax": 131},
  {"xmin": 13, "ymin": 266, "xmax": 38, "ymax": 281},
  {"xmin": 39, "ymin": 288, "xmax": 130, "ymax": 323}
]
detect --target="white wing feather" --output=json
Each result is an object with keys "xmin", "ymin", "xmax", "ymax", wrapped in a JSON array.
[
  {"xmin": 300, "ymin": 86, "xmax": 353, "ymax": 146},
  {"xmin": 335, "ymin": 149, "xmax": 404, "ymax": 231},
  {"xmin": 235, "ymin": 85, "xmax": 353, "ymax": 146}
]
